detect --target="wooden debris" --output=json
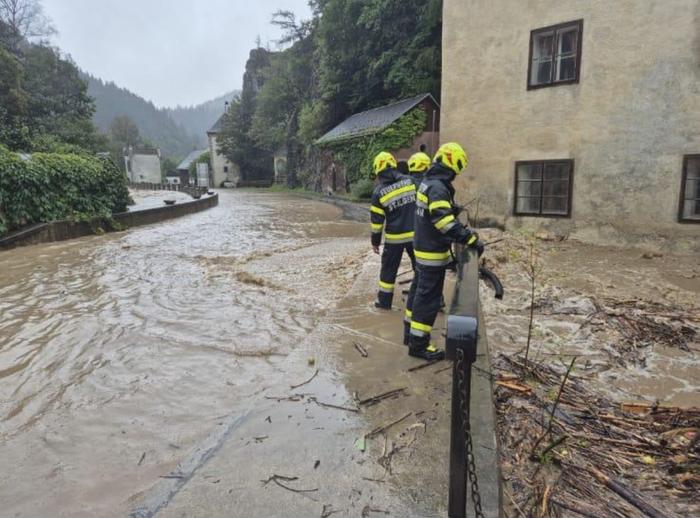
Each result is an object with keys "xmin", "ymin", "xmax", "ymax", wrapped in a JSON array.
[
  {"xmin": 366, "ymin": 412, "xmax": 413, "ymax": 439},
  {"xmin": 495, "ymin": 380, "xmax": 533, "ymax": 394},
  {"xmin": 353, "ymin": 342, "xmax": 369, "ymax": 358},
  {"xmin": 308, "ymin": 396, "xmax": 359, "ymax": 413},
  {"xmin": 261, "ymin": 474, "xmax": 319, "ymax": 496},
  {"xmin": 290, "ymin": 369, "xmax": 319, "ymax": 390},
  {"xmin": 406, "ymin": 359, "xmax": 443, "ymax": 372},
  {"xmin": 137, "ymin": 452, "xmax": 146, "ymax": 466},
  {"xmin": 359, "ymin": 388, "xmax": 407, "ymax": 407}
]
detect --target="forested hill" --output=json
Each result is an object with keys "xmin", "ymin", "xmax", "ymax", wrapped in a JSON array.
[
  {"xmin": 167, "ymin": 91, "xmax": 240, "ymax": 145},
  {"xmin": 84, "ymin": 74, "xmax": 199, "ymax": 159}
]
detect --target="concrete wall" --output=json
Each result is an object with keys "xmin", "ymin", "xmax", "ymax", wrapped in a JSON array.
[
  {"xmin": 208, "ymin": 134, "xmax": 240, "ymax": 187},
  {"xmin": 442, "ymin": 0, "xmax": 700, "ymax": 252},
  {"xmin": 129, "ymin": 154, "xmax": 161, "ymax": 184},
  {"xmin": 0, "ymin": 194, "xmax": 219, "ymax": 250}
]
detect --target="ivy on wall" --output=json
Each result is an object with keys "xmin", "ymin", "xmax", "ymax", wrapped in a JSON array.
[
  {"xmin": 0, "ymin": 149, "xmax": 132, "ymax": 236},
  {"xmin": 320, "ymin": 107, "xmax": 428, "ymax": 188}
]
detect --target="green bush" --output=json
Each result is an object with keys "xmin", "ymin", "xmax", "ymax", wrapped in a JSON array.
[
  {"xmin": 350, "ymin": 178, "xmax": 375, "ymax": 200},
  {"xmin": 0, "ymin": 148, "xmax": 132, "ymax": 236}
]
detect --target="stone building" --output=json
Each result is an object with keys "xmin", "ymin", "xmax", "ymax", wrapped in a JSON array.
[
  {"xmin": 441, "ymin": 0, "xmax": 700, "ymax": 251},
  {"xmin": 316, "ymin": 94, "xmax": 440, "ymax": 194},
  {"xmin": 124, "ymin": 146, "xmax": 161, "ymax": 184},
  {"xmin": 207, "ymin": 115, "xmax": 240, "ymax": 187}
]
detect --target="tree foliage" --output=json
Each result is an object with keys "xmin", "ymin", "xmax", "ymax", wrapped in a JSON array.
[
  {"xmin": 0, "ymin": 147, "xmax": 131, "ymax": 236},
  {"xmin": 0, "ymin": 14, "xmax": 104, "ymax": 153},
  {"xmin": 217, "ymin": 0, "xmax": 442, "ymax": 189}
]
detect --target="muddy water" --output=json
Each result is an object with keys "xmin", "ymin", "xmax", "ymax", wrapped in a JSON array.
[
  {"xmin": 480, "ymin": 232, "xmax": 700, "ymax": 407},
  {"xmin": 0, "ymin": 192, "xmax": 369, "ymax": 517}
]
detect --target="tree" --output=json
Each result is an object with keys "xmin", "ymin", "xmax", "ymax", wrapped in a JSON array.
[
  {"xmin": 0, "ymin": 0, "xmax": 55, "ymax": 51},
  {"xmin": 109, "ymin": 116, "xmax": 140, "ymax": 147},
  {"xmin": 0, "ymin": 45, "xmax": 29, "ymax": 148}
]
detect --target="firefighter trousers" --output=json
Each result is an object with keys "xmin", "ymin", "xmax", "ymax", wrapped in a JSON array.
[
  {"xmin": 404, "ymin": 264, "xmax": 447, "ymax": 349},
  {"xmin": 376, "ymin": 243, "xmax": 415, "ymax": 308}
]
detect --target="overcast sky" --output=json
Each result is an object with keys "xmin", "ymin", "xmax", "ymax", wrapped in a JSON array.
[{"xmin": 43, "ymin": 0, "xmax": 312, "ymax": 108}]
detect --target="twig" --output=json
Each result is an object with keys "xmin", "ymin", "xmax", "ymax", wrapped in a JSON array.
[
  {"xmin": 587, "ymin": 466, "xmax": 670, "ymax": 518},
  {"xmin": 137, "ymin": 452, "xmax": 146, "ymax": 466},
  {"xmin": 551, "ymin": 498, "xmax": 600, "ymax": 518},
  {"xmin": 321, "ymin": 504, "xmax": 343, "ymax": 517},
  {"xmin": 290, "ymin": 369, "xmax": 319, "ymax": 390},
  {"xmin": 406, "ymin": 359, "xmax": 442, "ymax": 372},
  {"xmin": 262, "ymin": 474, "xmax": 318, "ymax": 497},
  {"xmin": 353, "ymin": 342, "xmax": 369, "ymax": 358},
  {"xmin": 308, "ymin": 397, "xmax": 359, "ymax": 413},
  {"xmin": 367, "ymin": 412, "xmax": 413, "ymax": 438},
  {"xmin": 362, "ymin": 477, "xmax": 386, "ymax": 483},
  {"xmin": 531, "ymin": 357, "xmax": 577, "ymax": 457},
  {"xmin": 359, "ymin": 388, "xmax": 407, "ymax": 406},
  {"xmin": 503, "ymin": 487, "xmax": 527, "ymax": 518}
]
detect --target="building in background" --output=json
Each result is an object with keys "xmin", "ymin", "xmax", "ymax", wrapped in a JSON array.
[
  {"xmin": 441, "ymin": 0, "xmax": 700, "ymax": 251},
  {"xmin": 124, "ymin": 146, "xmax": 161, "ymax": 184},
  {"xmin": 315, "ymin": 94, "xmax": 440, "ymax": 194},
  {"xmin": 177, "ymin": 149, "xmax": 208, "ymax": 185},
  {"xmin": 207, "ymin": 115, "xmax": 240, "ymax": 187}
]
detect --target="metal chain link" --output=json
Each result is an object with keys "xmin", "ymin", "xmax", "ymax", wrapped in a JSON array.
[{"xmin": 456, "ymin": 348, "xmax": 485, "ymax": 518}]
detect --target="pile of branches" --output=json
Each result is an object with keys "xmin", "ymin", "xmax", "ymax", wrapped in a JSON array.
[
  {"xmin": 585, "ymin": 299, "xmax": 700, "ymax": 367},
  {"xmin": 494, "ymin": 354, "xmax": 699, "ymax": 517}
]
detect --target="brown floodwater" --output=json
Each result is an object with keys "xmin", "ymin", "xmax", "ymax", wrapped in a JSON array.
[{"xmin": 0, "ymin": 192, "xmax": 369, "ymax": 517}]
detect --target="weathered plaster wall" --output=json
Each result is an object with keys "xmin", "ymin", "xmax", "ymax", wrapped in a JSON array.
[
  {"xmin": 129, "ymin": 154, "xmax": 161, "ymax": 184},
  {"xmin": 442, "ymin": 0, "xmax": 700, "ymax": 251},
  {"xmin": 208, "ymin": 134, "xmax": 240, "ymax": 187}
]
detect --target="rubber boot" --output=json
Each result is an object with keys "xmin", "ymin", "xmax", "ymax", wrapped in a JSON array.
[
  {"xmin": 374, "ymin": 290, "xmax": 392, "ymax": 310},
  {"xmin": 408, "ymin": 336, "xmax": 445, "ymax": 361}
]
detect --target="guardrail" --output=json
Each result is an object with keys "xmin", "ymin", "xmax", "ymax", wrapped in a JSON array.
[
  {"xmin": 128, "ymin": 181, "xmax": 209, "ymax": 199},
  {"xmin": 446, "ymin": 245, "xmax": 503, "ymax": 518}
]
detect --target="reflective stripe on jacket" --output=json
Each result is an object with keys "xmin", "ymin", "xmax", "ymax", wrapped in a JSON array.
[
  {"xmin": 370, "ymin": 168, "xmax": 417, "ymax": 246},
  {"xmin": 413, "ymin": 164, "xmax": 473, "ymax": 266}
]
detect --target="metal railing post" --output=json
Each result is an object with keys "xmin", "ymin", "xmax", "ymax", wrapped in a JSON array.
[{"xmin": 446, "ymin": 246, "xmax": 481, "ymax": 518}]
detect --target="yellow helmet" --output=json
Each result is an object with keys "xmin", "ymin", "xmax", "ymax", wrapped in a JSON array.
[
  {"xmin": 408, "ymin": 152, "xmax": 431, "ymax": 173},
  {"xmin": 372, "ymin": 151, "xmax": 397, "ymax": 175},
  {"xmin": 434, "ymin": 142, "xmax": 468, "ymax": 174}
]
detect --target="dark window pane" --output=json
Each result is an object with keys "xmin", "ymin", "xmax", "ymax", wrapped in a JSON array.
[
  {"xmin": 518, "ymin": 163, "xmax": 543, "ymax": 181},
  {"xmin": 556, "ymin": 56, "xmax": 577, "ymax": 81},
  {"xmin": 558, "ymin": 28, "xmax": 578, "ymax": 54},
  {"xmin": 687, "ymin": 158, "xmax": 700, "ymax": 180},
  {"xmin": 543, "ymin": 180, "xmax": 569, "ymax": 196},
  {"xmin": 517, "ymin": 197, "xmax": 541, "ymax": 214},
  {"xmin": 543, "ymin": 162, "xmax": 570, "ymax": 181},
  {"xmin": 531, "ymin": 31, "xmax": 554, "ymax": 85},
  {"xmin": 518, "ymin": 181, "xmax": 542, "ymax": 196},
  {"xmin": 542, "ymin": 196, "xmax": 569, "ymax": 214}
]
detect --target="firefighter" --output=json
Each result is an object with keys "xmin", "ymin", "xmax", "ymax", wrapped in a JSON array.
[
  {"xmin": 370, "ymin": 151, "xmax": 417, "ymax": 309},
  {"xmin": 404, "ymin": 143, "xmax": 484, "ymax": 360},
  {"xmin": 407, "ymin": 152, "xmax": 431, "ymax": 187}
]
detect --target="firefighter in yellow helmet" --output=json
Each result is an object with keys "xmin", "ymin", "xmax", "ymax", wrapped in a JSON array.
[
  {"xmin": 407, "ymin": 152, "xmax": 431, "ymax": 188},
  {"xmin": 404, "ymin": 143, "xmax": 484, "ymax": 360},
  {"xmin": 369, "ymin": 151, "xmax": 417, "ymax": 309}
]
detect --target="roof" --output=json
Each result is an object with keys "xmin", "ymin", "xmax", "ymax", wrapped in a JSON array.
[
  {"xmin": 316, "ymin": 93, "xmax": 438, "ymax": 145},
  {"xmin": 208, "ymin": 114, "xmax": 226, "ymax": 134},
  {"xmin": 177, "ymin": 149, "xmax": 208, "ymax": 170}
]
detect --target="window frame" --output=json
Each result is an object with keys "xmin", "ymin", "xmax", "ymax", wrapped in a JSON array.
[
  {"xmin": 527, "ymin": 19, "xmax": 584, "ymax": 90},
  {"xmin": 513, "ymin": 159, "xmax": 575, "ymax": 218},
  {"xmin": 678, "ymin": 154, "xmax": 700, "ymax": 224}
]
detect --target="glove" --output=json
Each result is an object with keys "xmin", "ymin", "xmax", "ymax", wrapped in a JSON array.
[{"xmin": 463, "ymin": 232, "xmax": 485, "ymax": 257}]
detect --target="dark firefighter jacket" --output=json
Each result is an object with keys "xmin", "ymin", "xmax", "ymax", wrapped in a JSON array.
[
  {"xmin": 413, "ymin": 163, "xmax": 476, "ymax": 266},
  {"xmin": 370, "ymin": 168, "xmax": 417, "ymax": 247}
]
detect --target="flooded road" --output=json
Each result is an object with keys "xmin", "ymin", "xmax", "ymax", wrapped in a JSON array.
[{"xmin": 0, "ymin": 192, "xmax": 377, "ymax": 517}]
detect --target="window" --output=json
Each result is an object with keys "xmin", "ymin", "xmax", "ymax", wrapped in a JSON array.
[
  {"xmin": 514, "ymin": 160, "xmax": 574, "ymax": 217},
  {"xmin": 679, "ymin": 155, "xmax": 700, "ymax": 223},
  {"xmin": 528, "ymin": 20, "xmax": 583, "ymax": 89}
]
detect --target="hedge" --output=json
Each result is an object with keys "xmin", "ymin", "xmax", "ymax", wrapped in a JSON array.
[{"xmin": 0, "ymin": 148, "xmax": 132, "ymax": 236}]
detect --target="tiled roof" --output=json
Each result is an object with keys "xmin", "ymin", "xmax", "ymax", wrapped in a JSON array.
[
  {"xmin": 316, "ymin": 93, "xmax": 438, "ymax": 145},
  {"xmin": 177, "ymin": 149, "xmax": 208, "ymax": 170}
]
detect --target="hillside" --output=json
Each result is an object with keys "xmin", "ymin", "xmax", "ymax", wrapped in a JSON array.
[
  {"xmin": 85, "ymin": 74, "xmax": 199, "ymax": 160},
  {"xmin": 167, "ymin": 91, "xmax": 240, "ymax": 146}
]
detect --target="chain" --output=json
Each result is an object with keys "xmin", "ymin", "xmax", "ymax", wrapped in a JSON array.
[{"xmin": 456, "ymin": 348, "xmax": 485, "ymax": 518}]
